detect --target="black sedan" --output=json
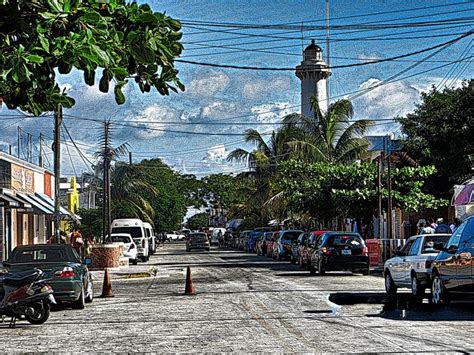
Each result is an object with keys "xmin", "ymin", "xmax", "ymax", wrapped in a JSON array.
[{"xmin": 309, "ymin": 232, "xmax": 369, "ymax": 275}]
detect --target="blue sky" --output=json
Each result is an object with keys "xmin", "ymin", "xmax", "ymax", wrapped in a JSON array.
[{"xmin": 0, "ymin": 0, "xmax": 472, "ymax": 177}]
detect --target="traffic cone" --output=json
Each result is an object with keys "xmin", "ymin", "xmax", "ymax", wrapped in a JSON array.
[
  {"xmin": 184, "ymin": 266, "xmax": 195, "ymax": 295},
  {"xmin": 100, "ymin": 268, "xmax": 114, "ymax": 298}
]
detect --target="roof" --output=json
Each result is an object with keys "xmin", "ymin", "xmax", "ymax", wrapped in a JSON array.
[
  {"xmin": 366, "ymin": 136, "xmax": 401, "ymax": 152},
  {"xmin": 305, "ymin": 39, "xmax": 322, "ymax": 52}
]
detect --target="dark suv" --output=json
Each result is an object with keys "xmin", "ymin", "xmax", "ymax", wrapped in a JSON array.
[
  {"xmin": 309, "ymin": 232, "xmax": 369, "ymax": 275},
  {"xmin": 431, "ymin": 216, "xmax": 474, "ymax": 306}
]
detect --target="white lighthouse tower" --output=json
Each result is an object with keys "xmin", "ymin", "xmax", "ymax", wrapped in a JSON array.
[{"xmin": 295, "ymin": 40, "xmax": 331, "ymax": 117}]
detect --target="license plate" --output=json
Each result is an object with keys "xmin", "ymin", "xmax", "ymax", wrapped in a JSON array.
[{"xmin": 342, "ymin": 249, "xmax": 351, "ymax": 255}]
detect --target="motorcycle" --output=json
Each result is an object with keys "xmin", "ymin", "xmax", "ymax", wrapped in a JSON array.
[{"xmin": 0, "ymin": 269, "xmax": 56, "ymax": 327}]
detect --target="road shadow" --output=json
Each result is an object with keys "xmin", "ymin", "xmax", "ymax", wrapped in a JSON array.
[
  {"xmin": 276, "ymin": 272, "xmax": 355, "ymax": 278},
  {"xmin": 329, "ymin": 292, "xmax": 474, "ymax": 321}
]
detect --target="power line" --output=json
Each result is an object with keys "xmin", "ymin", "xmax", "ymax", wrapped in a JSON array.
[{"xmin": 176, "ymin": 30, "xmax": 474, "ymax": 71}]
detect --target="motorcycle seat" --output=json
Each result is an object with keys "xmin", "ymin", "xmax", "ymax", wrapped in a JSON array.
[{"xmin": 3, "ymin": 270, "xmax": 41, "ymax": 287}]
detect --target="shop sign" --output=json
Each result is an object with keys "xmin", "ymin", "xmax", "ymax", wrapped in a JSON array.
[{"xmin": 11, "ymin": 164, "xmax": 35, "ymax": 194}]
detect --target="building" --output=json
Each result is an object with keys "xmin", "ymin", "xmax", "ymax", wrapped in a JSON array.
[
  {"xmin": 295, "ymin": 40, "xmax": 331, "ymax": 117},
  {"xmin": 0, "ymin": 152, "xmax": 77, "ymax": 261}
]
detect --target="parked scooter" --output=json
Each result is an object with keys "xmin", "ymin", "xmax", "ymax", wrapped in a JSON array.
[{"xmin": 0, "ymin": 269, "xmax": 56, "ymax": 327}]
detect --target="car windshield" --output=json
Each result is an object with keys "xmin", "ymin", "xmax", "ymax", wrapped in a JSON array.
[
  {"xmin": 111, "ymin": 227, "xmax": 142, "ymax": 239},
  {"xmin": 327, "ymin": 234, "xmax": 364, "ymax": 247},
  {"xmin": 281, "ymin": 231, "xmax": 302, "ymax": 241},
  {"xmin": 421, "ymin": 235, "xmax": 450, "ymax": 253},
  {"xmin": 111, "ymin": 235, "xmax": 132, "ymax": 243},
  {"xmin": 191, "ymin": 234, "xmax": 207, "ymax": 241},
  {"xmin": 9, "ymin": 247, "xmax": 69, "ymax": 263}
]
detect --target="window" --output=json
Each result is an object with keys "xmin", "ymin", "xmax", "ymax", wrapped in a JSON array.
[
  {"xmin": 459, "ymin": 218, "xmax": 474, "ymax": 251},
  {"xmin": 10, "ymin": 247, "xmax": 68, "ymax": 263},
  {"xmin": 409, "ymin": 237, "xmax": 422, "ymax": 256},
  {"xmin": 400, "ymin": 239, "xmax": 414, "ymax": 256},
  {"xmin": 422, "ymin": 235, "xmax": 450, "ymax": 253},
  {"xmin": 446, "ymin": 221, "xmax": 466, "ymax": 249}
]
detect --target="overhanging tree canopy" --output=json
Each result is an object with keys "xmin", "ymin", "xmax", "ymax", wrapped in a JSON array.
[{"xmin": 0, "ymin": 0, "xmax": 184, "ymax": 114}]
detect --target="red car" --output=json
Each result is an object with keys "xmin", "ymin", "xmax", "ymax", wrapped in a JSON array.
[
  {"xmin": 299, "ymin": 230, "xmax": 329, "ymax": 268},
  {"xmin": 266, "ymin": 231, "xmax": 280, "ymax": 257}
]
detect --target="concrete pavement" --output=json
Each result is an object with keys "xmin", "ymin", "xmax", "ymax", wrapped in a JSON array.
[{"xmin": 1, "ymin": 242, "xmax": 473, "ymax": 353}]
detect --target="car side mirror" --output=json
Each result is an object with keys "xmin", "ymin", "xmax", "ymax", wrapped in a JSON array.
[
  {"xmin": 83, "ymin": 257, "xmax": 92, "ymax": 266},
  {"xmin": 446, "ymin": 245, "xmax": 458, "ymax": 254}
]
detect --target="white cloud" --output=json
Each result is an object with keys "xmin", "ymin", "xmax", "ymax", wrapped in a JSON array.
[
  {"xmin": 126, "ymin": 105, "xmax": 178, "ymax": 139},
  {"xmin": 357, "ymin": 53, "xmax": 382, "ymax": 63},
  {"xmin": 251, "ymin": 101, "xmax": 293, "ymax": 123},
  {"xmin": 187, "ymin": 71, "xmax": 230, "ymax": 98},
  {"xmin": 204, "ymin": 144, "xmax": 229, "ymax": 162},
  {"xmin": 242, "ymin": 76, "xmax": 291, "ymax": 100},
  {"xmin": 353, "ymin": 78, "xmax": 420, "ymax": 121},
  {"xmin": 200, "ymin": 101, "xmax": 238, "ymax": 119}
]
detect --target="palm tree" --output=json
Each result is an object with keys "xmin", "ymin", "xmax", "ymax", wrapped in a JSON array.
[{"xmin": 283, "ymin": 96, "xmax": 374, "ymax": 163}]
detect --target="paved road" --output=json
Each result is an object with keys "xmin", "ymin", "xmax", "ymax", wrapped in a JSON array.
[{"xmin": 1, "ymin": 243, "xmax": 473, "ymax": 352}]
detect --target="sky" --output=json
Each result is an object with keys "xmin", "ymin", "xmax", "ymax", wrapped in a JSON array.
[{"xmin": 0, "ymin": 0, "xmax": 472, "ymax": 177}]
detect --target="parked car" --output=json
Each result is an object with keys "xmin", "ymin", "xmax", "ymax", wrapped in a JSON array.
[
  {"xmin": 291, "ymin": 232, "xmax": 309, "ymax": 265},
  {"xmin": 167, "ymin": 233, "xmax": 179, "ymax": 241},
  {"xmin": 3, "ymin": 244, "xmax": 93, "ymax": 309},
  {"xmin": 186, "ymin": 232, "xmax": 211, "ymax": 252},
  {"xmin": 300, "ymin": 231, "xmax": 329, "ymax": 268},
  {"xmin": 246, "ymin": 231, "xmax": 263, "ymax": 253},
  {"xmin": 383, "ymin": 234, "xmax": 451, "ymax": 299},
  {"xmin": 309, "ymin": 232, "xmax": 369, "ymax": 275},
  {"xmin": 431, "ymin": 216, "xmax": 474, "ymax": 306},
  {"xmin": 273, "ymin": 230, "xmax": 304, "ymax": 260},
  {"xmin": 111, "ymin": 219, "xmax": 149, "ymax": 262},
  {"xmin": 143, "ymin": 222, "xmax": 156, "ymax": 255},
  {"xmin": 108, "ymin": 233, "xmax": 138, "ymax": 265},
  {"xmin": 257, "ymin": 232, "xmax": 273, "ymax": 256},
  {"xmin": 238, "ymin": 230, "xmax": 252, "ymax": 250},
  {"xmin": 266, "ymin": 231, "xmax": 280, "ymax": 257}
]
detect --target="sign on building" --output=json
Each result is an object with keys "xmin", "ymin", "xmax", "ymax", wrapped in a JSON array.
[{"xmin": 11, "ymin": 163, "xmax": 35, "ymax": 194}]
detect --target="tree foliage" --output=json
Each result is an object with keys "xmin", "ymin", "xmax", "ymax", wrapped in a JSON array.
[
  {"xmin": 279, "ymin": 160, "xmax": 447, "ymax": 223},
  {"xmin": 186, "ymin": 213, "xmax": 209, "ymax": 231},
  {"xmin": 397, "ymin": 80, "xmax": 474, "ymax": 199},
  {"xmin": 0, "ymin": 0, "xmax": 184, "ymax": 114}
]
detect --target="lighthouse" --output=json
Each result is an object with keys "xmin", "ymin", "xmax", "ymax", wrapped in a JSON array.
[{"xmin": 295, "ymin": 40, "xmax": 331, "ymax": 117}]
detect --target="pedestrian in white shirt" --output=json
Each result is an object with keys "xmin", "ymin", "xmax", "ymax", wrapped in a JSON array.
[{"xmin": 422, "ymin": 222, "xmax": 435, "ymax": 234}]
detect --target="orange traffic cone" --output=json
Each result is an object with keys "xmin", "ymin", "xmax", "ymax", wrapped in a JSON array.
[
  {"xmin": 100, "ymin": 268, "xmax": 114, "ymax": 298},
  {"xmin": 184, "ymin": 266, "xmax": 195, "ymax": 295}
]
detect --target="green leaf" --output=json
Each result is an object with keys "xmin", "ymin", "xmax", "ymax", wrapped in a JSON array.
[
  {"xmin": 26, "ymin": 54, "xmax": 44, "ymax": 64},
  {"xmin": 114, "ymin": 85, "xmax": 125, "ymax": 105}
]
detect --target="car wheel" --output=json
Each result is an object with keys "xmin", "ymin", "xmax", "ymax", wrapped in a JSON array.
[
  {"xmin": 432, "ymin": 274, "xmax": 449, "ymax": 306},
  {"xmin": 362, "ymin": 266, "xmax": 370, "ymax": 276},
  {"xmin": 132, "ymin": 259, "xmax": 138, "ymax": 265},
  {"xmin": 25, "ymin": 301, "xmax": 50, "ymax": 325},
  {"xmin": 384, "ymin": 271, "xmax": 397, "ymax": 295},
  {"xmin": 411, "ymin": 274, "xmax": 425, "ymax": 301},
  {"xmin": 318, "ymin": 260, "xmax": 326, "ymax": 276},
  {"xmin": 85, "ymin": 279, "xmax": 94, "ymax": 303},
  {"xmin": 309, "ymin": 264, "xmax": 316, "ymax": 275},
  {"xmin": 72, "ymin": 287, "xmax": 86, "ymax": 310},
  {"xmin": 290, "ymin": 256, "xmax": 296, "ymax": 264},
  {"xmin": 206, "ymin": 248, "xmax": 210, "ymax": 252}
]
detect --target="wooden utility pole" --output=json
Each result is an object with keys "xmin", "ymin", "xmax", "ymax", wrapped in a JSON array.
[
  {"xmin": 325, "ymin": 0, "xmax": 330, "ymax": 103},
  {"xmin": 54, "ymin": 105, "xmax": 63, "ymax": 243},
  {"xmin": 377, "ymin": 153, "xmax": 383, "ymax": 239},
  {"xmin": 129, "ymin": 151, "xmax": 132, "ymax": 165},
  {"xmin": 26, "ymin": 132, "xmax": 32, "ymax": 162}
]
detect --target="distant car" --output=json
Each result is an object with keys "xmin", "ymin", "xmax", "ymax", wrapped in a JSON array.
[
  {"xmin": 108, "ymin": 233, "xmax": 138, "ymax": 265},
  {"xmin": 186, "ymin": 232, "xmax": 210, "ymax": 252},
  {"xmin": 384, "ymin": 234, "xmax": 451, "ymax": 299},
  {"xmin": 309, "ymin": 232, "xmax": 369, "ymax": 275},
  {"xmin": 167, "ymin": 233, "xmax": 179, "ymax": 241},
  {"xmin": 256, "ymin": 232, "xmax": 273, "ymax": 256},
  {"xmin": 4, "ymin": 244, "xmax": 93, "ymax": 309},
  {"xmin": 291, "ymin": 232, "xmax": 309, "ymax": 265},
  {"xmin": 300, "ymin": 231, "xmax": 329, "ymax": 268},
  {"xmin": 246, "ymin": 231, "xmax": 263, "ymax": 253},
  {"xmin": 266, "ymin": 231, "xmax": 280, "ymax": 257},
  {"xmin": 431, "ymin": 216, "xmax": 474, "ymax": 306},
  {"xmin": 273, "ymin": 230, "xmax": 304, "ymax": 260},
  {"xmin": 238, "ymin": 230, "xmax": 252, "ymax": 250}
]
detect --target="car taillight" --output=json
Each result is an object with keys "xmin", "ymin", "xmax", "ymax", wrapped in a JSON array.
[
  {"xmin": 129, "ymin": 244, "xmax": 135, "ymax": 250},
  {"xmin": 55, "ymin": 267, "xmax": 75, "ymax": 278},
  {"xmin": 362, "ymin": 246, "xmax": 368, "ymax": 256},
  {"xmin": 321, "ymin": 247, "xmax": 331, "ymax": 255},
  {"xmin": 425, "ymin": 260, "xmax": 433, "ymax": 268}
]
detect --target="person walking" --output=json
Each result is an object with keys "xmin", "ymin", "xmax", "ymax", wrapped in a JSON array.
[
  {"xmin": 421, "ymin": 221, "xmax": 435, "ymax": 234},
  {"xmin": 71, "ymin": 229, "xmax": 84, "ymax": 258}
]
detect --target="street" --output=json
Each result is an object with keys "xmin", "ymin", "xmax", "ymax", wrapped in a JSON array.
[{"xmin": 1, "ymin": 242, "xmax": 473, "ymax": 353}]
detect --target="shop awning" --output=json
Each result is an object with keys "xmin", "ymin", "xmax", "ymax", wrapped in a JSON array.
[
  {"xmin": 0, "ymin": 192, "xmax": 20, "ymax": 208},
  {"xmin": 0, "ymin": 189, "xmax": 32, "ymax": 209},
  {"xmin": 35, "ymin": 193, "xmax": 81, "ymax": 222},
  {"xmin": 16, "ymin": 192, "xmax": 53, "ymax": 215}
]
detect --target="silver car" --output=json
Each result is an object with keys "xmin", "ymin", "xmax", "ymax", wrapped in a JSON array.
[{"xmin": 384, "ymin": 234, "xmax": 451, "ymax": 299}]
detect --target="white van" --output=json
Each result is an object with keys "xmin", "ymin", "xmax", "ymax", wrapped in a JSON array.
[
  {"xmin": 111, "ymin": 219, "xmax": 149, "ymax": 262},
  {"xmin": 143, "ymin": 222, "xmax": 156, "ymax": 255}
]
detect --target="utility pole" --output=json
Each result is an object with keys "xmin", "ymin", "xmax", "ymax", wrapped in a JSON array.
[
  {"xmin": 39, "ymin": 133, "xmax": 43, "ymax": 167},
  {"xmin": 325, "ymin": 0, "xmax": 330, "ymax": 104},
  {"xmin": 102, "ymin": 120, "xmax": 112, "ymax": 244},
  {"xmin": 53, "ymin": 105, "xmax": 63, "ymax": 244},
  {"xmin": 377, "ymin": 153, "xmax": 383, "ymax": 239},
  {"xmin": 17, "ymin": 126, "xmax": 22, "ymax": 159},
  {"xmin": 129, "ymin": 151, "xmax": 132, "ymax": 165},
  {"xmin": 26, "ymin": 132, "xmax": 32, "ymax": 162},
  {"xmin": 386, "ymin": 135, "xmax": 393, "ymax": 241}
]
